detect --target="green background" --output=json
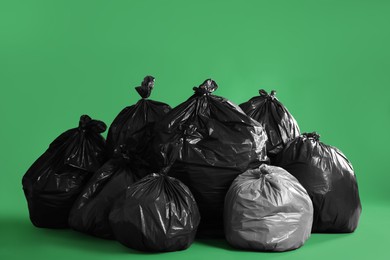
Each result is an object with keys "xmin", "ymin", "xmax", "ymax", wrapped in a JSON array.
[{"xmin": 1, "ymin": 0, "xmax": 389, "ymax": 259}]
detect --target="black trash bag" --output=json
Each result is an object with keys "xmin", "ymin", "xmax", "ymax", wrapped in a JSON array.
[
  {"xmin": 106, "ymin": 75, "xmax": 171, "ymax": 179},
  {"xmin": 239, "ymin": 89, "xmax": 300, "ymax": 159},
  {"xmin": 224, "ymin": 164, "xmax": 313, "ymax": 252},
  {"xmin": 153, "ymin": 79, "xmax": 268, "ymax": 236},
  {"xmin": 22, "ymin": 115, "xmax": 107, "ymax": 228},
  {"xmin": 68, "ymin": 145, "xmax": 138, "ymax": 239},
  {"xmin": 273, "ymin": 132, "xmax": 362, "ymax": 233},
  {"xmin": 109, "ymin": 142, "xmax": 200, "ymax": 252}
]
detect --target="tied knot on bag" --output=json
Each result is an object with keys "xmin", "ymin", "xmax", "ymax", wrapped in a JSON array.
[
  {"xmin": 258, "ymin": 164, "xmax": 270, "ymax": 175},
  {"xmin": 135, "ymin": 75, "xmax": 155, "ymax": 99},
  {"xmin": 303, "ymin": 132, "xmax": 321, "ymax": 141},
  {"xmin": 193, "ymin": 79, "xmax": 218, "ymax": 95},
  {"xmin": 259, "ymin": 89, "xmax": 277, "ymax": 100},
  {"xmin": 78, "ymin": 115, "xmax": 107, "ymax": 133}
]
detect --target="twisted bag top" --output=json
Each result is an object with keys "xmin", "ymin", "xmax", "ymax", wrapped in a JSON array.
[
  {"xmin": 273, "ymin": 132, "xmax": 362, "ymax": 233},
  {"xmin": 106, "ymin": 76, "xmax": 171, "ymax": 159},
  {"xmin": 240, "ymin": 89, "xmax": 300, "ymax": 156},
  {"xmin": 23, "ymin": 115, "xmax": 107, "ymax": 192},
  {"xmin": 153, "ymin": 79, "xmax": 268, "ymax": 235},
  {"xmin": 22, "ymin": 115, "xmax": 107, "ymax": 228}
]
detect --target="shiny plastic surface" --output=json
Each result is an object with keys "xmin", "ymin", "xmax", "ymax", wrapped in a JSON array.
[
  {"xmin": 68, "ymin": 146, "xmax": 137, "ymax": 239},
  {"xmin": 22, "ymin": 115, "xmax": 107, "ymax": 228},
  {"xmin": 153, "ymin": 79, "xmax": 268, "ymax": 236},
  {"xmin": 240, "ymin": 89, "xmax": 300, "ymax": 159},
  {"xmin": 273, "ymin": 132, "xmax": 362, "ymax": 233},
  {"xmin": 109, "ymin": 144, "xmax": 200, "ymax": 252},
  {"xmin": 224, "ymin": 164, "xmax": 313, "ymax": 252},
  {"xmin": 106, "ymin": 76, "xmax": 171, "ymax": 178}
]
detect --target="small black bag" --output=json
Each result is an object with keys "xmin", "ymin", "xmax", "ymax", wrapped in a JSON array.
[
  {"xmin": 106, "ymin": 76, "xmax": 171, "ymax": 179},
  {"xmin": 68, "ymin": 145, "xmax": 137, "ymax": 239},
  {"xmin": 273, "ymin": 132, "xmax": 362, "ymax": 233},
  {"xmin": 22, "ymin": 115, "xmax": 107, "ymax": 228},
  {"xmin": 153, "ymin": 79, "xmax": 268, "ymax": 236},
  {"xmin": 109, "ymin": 142, "xmax": 200, "ymax": 252},
  {"xmin": 240, "ymin": 89, "xmax": 300, "ymax": 159}
]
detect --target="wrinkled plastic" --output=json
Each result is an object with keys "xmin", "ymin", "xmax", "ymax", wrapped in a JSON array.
[
  {"xmin": 273, "ymin": 132, "xmax": 362, "ymax": 233},
  {"xmin": 22, "ymin": 115, "xmax": 107, "ymax": 228},
  {"xmin": 239, "ymin": 89, "xmax": 300, "ymax": 159},
  {"xmin": 109, "ymin": 143, "xmax": 200, "ymax": 252},
  {"xmin": 153, "ymin": 79, "xmax": 268, "ymax": 236},
  {"xmin": 106, "ymin": 75, "xmax": 171, "ymax": 179},
  {"xmin": 224, "ymin": 164, "xmax": 313, "ymax": 251},
  {"xmin": 68, "ymin": 145, "xmax": 137, "ymax": 239}
]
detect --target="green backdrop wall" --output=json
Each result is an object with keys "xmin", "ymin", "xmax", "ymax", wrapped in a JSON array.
[{"xmin": 1, "ymin": 0, "xmax": 389, "ymax": 259}]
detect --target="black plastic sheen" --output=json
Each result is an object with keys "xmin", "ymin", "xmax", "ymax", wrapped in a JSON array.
[
  {"xmin": 153, "ymin": 79, "xmax": 268, "ymax": 236},
  {"xmin": 109, "ymin": 143, "xmax": 200, "ymax": 252},
  {"xmin": 239, "ymin": 89, "xmax": 300, "ymax": 159},
  {"xmin": 273, "ymin": 132, "xmax": 362, "ymax": 233},
  {"xmin": 22, "ymin": 115, "xmax": 107, "ymax": 228},
  {"xmin": 68, "ymin": 146, "xmax": 137, "ymax": 239},
  {"xmin": 106, "ymin": 76, "xmax": 171, "ymax": 179}
]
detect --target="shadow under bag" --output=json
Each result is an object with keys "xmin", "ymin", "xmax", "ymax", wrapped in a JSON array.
[
  {"xmin": 273, "ymin": 132, "xmax": 362, "ymax": 233},
  {"xmin": 153, "ymin": 79, "xmax": 268, "ymax": 237},
  {"xmin": 22, "ymin": 115, "xmax": 107, "ymax": 228}
]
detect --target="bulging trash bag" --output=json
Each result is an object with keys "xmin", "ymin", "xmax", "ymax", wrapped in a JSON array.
[
  {"xmin": 273, "ymin": 132, "xmax": 362, "ymax": 233},
  {"xmin": 239, "ymin": 89, "xmax": 300, "ymax": 158},
  {"xmin": 68, "ymin": 145, "xmax": 138, "ymax": 239},
  {"xmin": 22, "ymin": 115, "xmax": 107, "ymax": 228},
  {"xmin": 224, "ymin": 164, "xmax": 313, "ymax": 252},
  {"xmin": 153, "ymin": 79, "xmax": 268, "ymax": 236},
  {"xmin": 109, "ymin": 142, "xmax": 200, "ymax": 252},
  {"xmin": 106, "ymin": 75, "xmax": 171, "ymax": 179}
]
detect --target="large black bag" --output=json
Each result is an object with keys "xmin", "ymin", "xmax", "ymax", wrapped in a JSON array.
[
  {"xmin": 239, "ymin": 89, "xmax": 300, "ymax": 159},
  {"xmin": 153, "ymin": 79, "xmax": 268, "ymax": 236},
  {"xmin": 22, "ymin": 115, "xmax": 107, "ymax": 228},
  {"xmin": 273, "ymin": 132, "xmax": 362, "ymax": 233},
  {"xmin": 106, "ymin": 76, "xmax": 171, "ymax": 179},
  {"xmin": 68, "ymin": 145, "xmax": 137, "ymax": 239},
  {"xmin": 109, "ymin": 143, "xmax": 200, "ymax": 252},
  {"xmin": 224, "ymin": 164, "xmax": 313, "ymax": 252}
]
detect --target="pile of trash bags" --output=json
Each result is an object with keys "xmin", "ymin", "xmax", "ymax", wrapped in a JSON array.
[{"xmin": 22, "ymin": 76, "xmax": 362, "ymax": 253}]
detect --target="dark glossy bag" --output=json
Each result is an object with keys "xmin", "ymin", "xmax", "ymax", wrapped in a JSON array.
[
  {"xmin": 22, "ymin": 115, "xmax": 107, "ymax": 228},
  {"xmin": 106, "ymin": 76, "xmax": 171, "ymax": 179},
  {"xmin": 240, "ymin": 89, "xmax": 300, "ymax": 159},
  {"xmin": 224, "ymin": 164, "xmax": 313, "ymax": 251},
  {"xmin": 153, "ymin": 79, "xmax": 268, "ymax": 236},
  {"xmin": 68, "ymin": 146, "xmax": 138, "ymax": 239},
  {"xmin": 273, "ymin": 132, "xmax": 362, "ymax": 233},
  {"xmin": 109, "ymin": 143, "xmax": 200, "ymax": 252}
]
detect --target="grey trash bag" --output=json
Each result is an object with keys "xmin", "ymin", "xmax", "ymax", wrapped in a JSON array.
[{"xmin": 224, "ymin": 164, "xmax": 313, "ymax": 252}]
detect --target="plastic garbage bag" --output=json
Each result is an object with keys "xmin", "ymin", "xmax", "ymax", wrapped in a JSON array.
[
  {"xmin": 153, "ymin": 79, "xmax": 268, "ymax": 236},
  {"xmin": 224, "ymin": 164, "xmax": 313, "ymax": 251},
  {"xmin": 68, "ymin": 145, "xmax": 138, "ymax": 239},
  {"xmin": 22, "ymin": 115, "xmax": 107, "ymax": 228},
  {"xmin": 106, "ymin": 76, "xmax": 171, "ymax": 179},
  {"xmin": 109, "ymin": 142, "xmax": 200, "ymax": 252},
  {"xmin": 273, "ymin": 132, "xmax": 362, "ymax": 233},
  {"xmin": 239, "ymin": 89, "xmax": 300, "ymax": 159}
]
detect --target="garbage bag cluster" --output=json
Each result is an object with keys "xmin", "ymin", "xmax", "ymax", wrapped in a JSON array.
[{"xmin": 22, "ymin": 76, "xmax": 361, "ymax": 253}]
